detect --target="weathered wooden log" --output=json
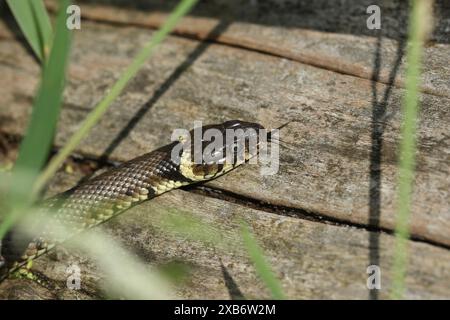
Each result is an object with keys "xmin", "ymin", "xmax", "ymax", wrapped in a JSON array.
[{"xmin": 0, "ymin": 1, "xmax": 449, "ymax": 299}]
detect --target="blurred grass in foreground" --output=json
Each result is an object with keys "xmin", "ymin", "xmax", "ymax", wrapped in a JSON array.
[
  {"xmin": 391, "ymin": 0, "xmax": 433, "ymax": 299},
  {"xmin": 0, "ymin": 0, "xmax": 285, "ymax": 299},
  {"xmin": 13, "ymin": 206, "xmax": 173, "ymax": 299},
  {"xmin": 241, "ymin": 222, "xmax": 285, "ymax": 299},
  {"xmin": 160, "ymin": 209, "xmax": 286, "ymax": 299},
  {"xmin": 0, "ymin": 0, "xmax": 71, "ymax": 239},
  {"xmin": 6, "ymin": 0, "xmax": 53, "ymax": 61},
  {"xmin": 32, "ymin": 0, "xmax": 199, "ymax": 197}
]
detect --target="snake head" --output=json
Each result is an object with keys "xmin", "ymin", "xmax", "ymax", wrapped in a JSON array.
[{"xmin": 178, "ymin": 120, "xmax": 266, "ymax": 181}]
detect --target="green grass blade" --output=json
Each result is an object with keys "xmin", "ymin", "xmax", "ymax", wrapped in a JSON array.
[
  {"xmin": 0, "ymin": 0, "xmax": 72, "ymax": 239},
  {"xmin": 6, "ymin": 0, "xmax": 53, "ymax": 61},
  {"xmin": 29, "ymin": 0, "xmax": 53, "ymax": 60},
  {"xmin": 32, "ymin": 0, "xmax": 198, "ymax": 197},
  {"xmin": 390, "ymin": 0, "xmax": 432, "ymax": 299},
  {"xmin": 241, "ymin": 222, "xmax": 285, "ymax": 299},
  {"xmin": 12, "ymin": 207, "xmax": 174, "ymax": 299}
]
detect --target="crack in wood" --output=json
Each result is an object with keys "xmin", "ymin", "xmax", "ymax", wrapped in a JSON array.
[
  {"xmin": 55, "ymin": 7, "xmax": 450, "ymax": 100},
  {"xmin": 185, "ymin": 185, "xmax": 450, "ymax": 251},
  {"xmin": 1, "ymin": 131, "xmax": 449, "ymax": 251}
]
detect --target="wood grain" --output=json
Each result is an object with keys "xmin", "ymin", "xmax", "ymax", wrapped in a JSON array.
[
  {"xmin": 46, "ymin": 0, "xmax": 450, "ymax": 98},
  {"xmin": 0, "ymin": 2, "xmax": 449, "ymax": 299},
  {"xmin": 1, "ymin": 170, "xmax": 449, "ymax": 299},
  {"xmin": 0, "ymin": 21, "xmax": 448, "ymax": 246}
]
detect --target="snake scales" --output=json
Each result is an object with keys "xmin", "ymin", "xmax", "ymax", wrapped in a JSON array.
[{"xmin": 0, "ymin": 120, "xmax": 265, "ymax": 282}]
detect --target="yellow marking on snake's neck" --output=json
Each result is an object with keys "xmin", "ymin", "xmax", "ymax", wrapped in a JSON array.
[{"xmin": 179, "ymin": 150, "xmax": 237, "ymax": 181}]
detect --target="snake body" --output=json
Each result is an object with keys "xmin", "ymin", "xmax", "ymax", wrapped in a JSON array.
[{"xmin": 0, "ymin": 120, "xmax": 264, "ymax": 281}]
